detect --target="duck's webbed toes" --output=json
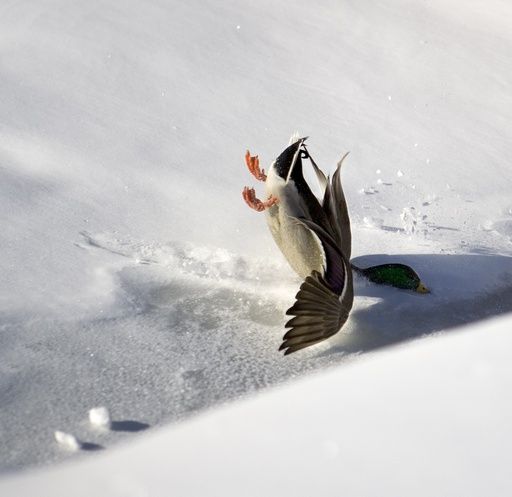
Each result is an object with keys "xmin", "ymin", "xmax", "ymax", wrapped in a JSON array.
[
  {"xmin": 242, "ymin": 187, "xmax": 278, "ymax": 212},
  {"xmin": 245, "ymin": 150, "xmax": 267, "ymax": 181}
]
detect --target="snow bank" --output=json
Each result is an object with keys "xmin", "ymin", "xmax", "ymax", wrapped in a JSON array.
[{"xmin": 2, "ymin": 314, "xmax": 512, "ymax": 496}]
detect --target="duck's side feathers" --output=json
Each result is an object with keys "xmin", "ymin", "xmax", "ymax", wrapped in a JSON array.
[{"xmin": 293, "ymin": 217, "xmax": 348, "ymax": 295}]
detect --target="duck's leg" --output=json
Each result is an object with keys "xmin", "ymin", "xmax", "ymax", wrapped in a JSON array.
[
  {"xmin": 245, "ymin": 150, "xmax": 267, "ymax": 181},
  {"xmin": 242, "ymin": 187, "xmax": 279, "ymax": 212}
]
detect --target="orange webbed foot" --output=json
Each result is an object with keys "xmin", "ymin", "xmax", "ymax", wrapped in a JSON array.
[
  {"xmin": 245, "ymin": 150, "xmax": 267, "ymax": 181},
  {"xmin": 242, "ymin": 187, "xmax": 279, "ymax": 212}
]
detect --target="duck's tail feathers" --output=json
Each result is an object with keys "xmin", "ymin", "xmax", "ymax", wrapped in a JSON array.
[
  {"xmin": 322, "ymin": 153, "xmax": 352, "ymax": 259},
  {"xmin": 308, "ymin": 152, "xmax": 328, "ymax": 193},
  {"xmin": 280, "ymin": 271, "xmax": 352, "ymax": 355}
]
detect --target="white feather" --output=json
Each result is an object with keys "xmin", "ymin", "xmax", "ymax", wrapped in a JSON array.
[
  {"xmin": 288, "ymin": 131, "xmax": 301, "ymax": 145},
  {"xmin": 265, "ymin": 166, "xmax": 325, "ymax": 279}
]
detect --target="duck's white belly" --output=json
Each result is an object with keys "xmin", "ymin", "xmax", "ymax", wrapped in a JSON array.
[{"xmin": 264, "ymin": 169, "xmax": 324, "ymax": 279}]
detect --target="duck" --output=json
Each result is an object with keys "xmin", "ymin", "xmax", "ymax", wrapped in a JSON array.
[
  {"xmin": 352, "ymin": 263, "xmax": 429, "ymax": 293},
  {"xmin": 242, "ymin": 137, "xmax": 428, "ymax": 354}
]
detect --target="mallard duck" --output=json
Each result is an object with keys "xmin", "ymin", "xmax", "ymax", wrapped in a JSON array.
[
  {"xmin": 352, "ymin": 263, "xmax": 429, "ymax": 293},
  {"xmin": 242, "ymin": 138, "xmax": 428, "ymax": 354}
]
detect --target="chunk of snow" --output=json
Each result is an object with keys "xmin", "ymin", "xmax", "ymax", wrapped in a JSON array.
[
  {"xmin": 88, "ymin": 407, "xmax": 111, "ymax": 429},
  {"xmin": 397, "ymin": 170, "xmax": 404, "ymax": 177},
  {"xmin": 481, "ymin": 220, "xmax": 494, "ymax": 231},
  {"xmin": 363, "ymin": 216, "xmax": 384, "ymax": 228},
  {"xmin": 54, "ymin": 431, "xmax": 80, "ymax": 451},
  {"xmin": 400, "ymin": 207, "xmax": 428, "ymax": 236}
]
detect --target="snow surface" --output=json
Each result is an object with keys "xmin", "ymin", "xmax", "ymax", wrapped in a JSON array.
[
  {"xmin": 2, "ymin": 314, "xmax": 512, "ymax": 497},
  {"xmin": 1, "ymin": 0, "xmax": 512, "ymax": 486}
]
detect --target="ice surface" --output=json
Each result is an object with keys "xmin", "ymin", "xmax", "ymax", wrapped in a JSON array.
[{"xmin": 1, "ymin": 0, "xmax": 512, "ymax": 487}]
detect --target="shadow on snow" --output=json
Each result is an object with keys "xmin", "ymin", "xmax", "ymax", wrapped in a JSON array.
[{"xmin": 322, "ymin": 253, "xmax": 512, "ymax": 357}]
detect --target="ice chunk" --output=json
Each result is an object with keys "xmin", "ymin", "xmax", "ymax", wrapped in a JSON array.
[
  {"xmin": 54, "ymin": 431, "xmax": 80, "ymax": 451},
  {"xmin": 397, "ymin": 170, "xmax": 404, "ymax": 177},
  {"xmin": 89, "ymin": 406, "xmax": 111, "ymax": 429}
]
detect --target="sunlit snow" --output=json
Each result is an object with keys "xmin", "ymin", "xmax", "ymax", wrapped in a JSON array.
[{"xmin": 1, "ymin": 0, "xmax": 512, "ymax": 494}]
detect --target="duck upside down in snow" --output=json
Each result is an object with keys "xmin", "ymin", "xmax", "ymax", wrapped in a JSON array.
[{"xmin": 242, "ymin": 138, "xmax": 428, "ymax": 355}]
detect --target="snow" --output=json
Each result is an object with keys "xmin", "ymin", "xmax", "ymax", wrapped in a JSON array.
[
  {"xmin": 53, "ymin": 432, "xmax": 79, "ymax": 452},
  {"xmin": 1, "ymin": 0, "xmax": 512, "ymax": 492},
  {"xmin": 89, "ymin": 407, "xmax": 111, "ymax": 430},
  {"xmin": 3, "ymin": 314, "xmax": 512, "ymax": 496}
]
